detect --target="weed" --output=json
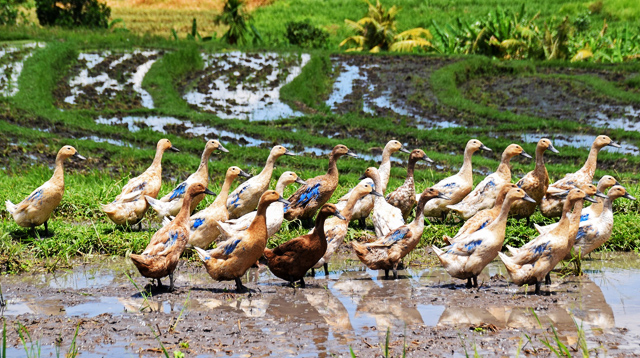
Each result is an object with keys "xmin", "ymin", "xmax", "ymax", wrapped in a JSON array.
[{"xmin": 15, "ymin": 322, "xmax": 41, "ymax": 358}]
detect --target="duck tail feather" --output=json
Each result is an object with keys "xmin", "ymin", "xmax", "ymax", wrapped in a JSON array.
[
  {"xmin": 5, "ymin": 200, "xmax": 16, "ymax": 214},
  {"xmin": 432, "ymin": 245, "xmax": 444, "ymax": 257},
  {"xmin": 533, "ymin": 223, "xmax": 544, "ymax": 234},
  {"xmin": 506, "ymin": 245, "xmax": 519, "ymax": 256},
  {"xmin": 145, "ymin": 195, "xmax": 170, "ymax": 218},
  {"xmin": 193, "ymin": 246, "xmax": 211, "ymax": 262}
]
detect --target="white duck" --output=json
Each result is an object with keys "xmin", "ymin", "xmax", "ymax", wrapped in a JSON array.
[{"xmin": 361, "ymin": 167, "xmax": 405, "ymax": 238}]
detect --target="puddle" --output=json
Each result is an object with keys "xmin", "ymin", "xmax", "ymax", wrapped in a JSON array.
[
  {"xmin": 57, "ymin": 50, "xmax": 161, "ymax": 109},
  {"xmin": 95, "ymin": 115, "xmax": 268, "ymax": 147},
  {"xmin": 183, "ymin": 51, "xmax": 310, "ymax": 121},
  {"xmin": 588, "ymin": 104, "xmax": 640, "ymax": 132},
  {"xmin": 0, "ymin": 42, "xmax": 45, "ymax": 96},
  {"xmin": 518, "ymin": 132, "xmax": 639, "ymax": 155},
  {"xmin": 78, "ymin": 135, "xmax": 136, "ymax": 148}
]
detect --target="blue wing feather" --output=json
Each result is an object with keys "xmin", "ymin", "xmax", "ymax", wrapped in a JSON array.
[{"xmin": 169, "ymin": 182, "xmax": 187, "ymax": 200}]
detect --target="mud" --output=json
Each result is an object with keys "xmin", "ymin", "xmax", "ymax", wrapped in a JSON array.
[
  {"xmin": 0, "ymin": 42, "xmax": 45, "ymax": 97},
  {"xmin": 53, "ymin": 51, "xmax": 162, "ymax": 110},
  {"xmin": 2, "ymin": 251, "xmax": 640, "ymax": 357}
]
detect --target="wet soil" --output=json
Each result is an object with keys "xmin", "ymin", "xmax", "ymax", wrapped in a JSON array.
[
  {"xmin": 2, "ymin": 251, "xmax": 640, "ymax": 357},
  {"xmin": 0, "ymin": 43, "xmax": 41, "ymax": 96}
]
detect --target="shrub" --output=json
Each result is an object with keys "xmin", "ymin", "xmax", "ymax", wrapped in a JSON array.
[
  {"xmin": 285, "ymin": 20, "xmax": 328, "ymax": 49},
  {"xmin": 35, "ymin": 0, "xmax": 110, "ymax": 28},
  {"xmin": 573, "ymin": 11, "xmax": 591, "ymax": 33},
  {"xmin": 215, "ymin": 0, "xmax": 252, "ymax": 45},
  {"xmin": 0, "ymin": 0, "xmax": 29, "ymax": 25}
]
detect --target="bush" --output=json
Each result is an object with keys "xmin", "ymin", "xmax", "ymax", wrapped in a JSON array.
[
  {"xmin": 0, "ymin": 0, "xmax": 29, "ymax": 25},
  {"xmin": 285, "ymin": 20, "xmax": 329, "ymax": 49},
  {"xmin": 35, "ymin": 0, "xmax": 111, "ymax": 28}
]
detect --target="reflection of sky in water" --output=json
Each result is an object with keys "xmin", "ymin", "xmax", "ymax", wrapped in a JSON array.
[
  {"xmin": 588, "ymin": 104, "xmax": 640, "ymax": 131},
  {"xmin": 0, "ymin": 42, "xmax": 45, "ymax": 96},
  {"xmin": 518, "ymin": 133, "xmax": 639, "ymax": 155}
]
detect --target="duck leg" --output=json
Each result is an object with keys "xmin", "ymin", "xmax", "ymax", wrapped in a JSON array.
[
  {"xmin": 169, "ymin": 273, "xmax": 175, "ymax": 291},
  {"xmin": 535, "ymin": 281, "xmax": 542, "ymax": 295},
  {"xmin": 235, "ymin": 278, "xmax": 247, "ymax": 293},
  {"xmin": 323, "ymin": 263, "xmax": 329, "ymax": 277},
  {"xmin": 466, "ymin": 278, "xmax": 473, "ymax": 288},
  {"xmin": 310, "ymin": 268, "xmax": 316, "ymax": 277},
  {"xmin": 358, "ymin": 218, "xmax": 366, "ymax": 229},
  {"xmin": 299, "ymin": 278, "xmax": 306, "ymax": 288},
  {"xmin": 472, "ymin": 276, "xmax": 478, "ymax": 288},
  {"xmin": 44, "ymin": 221, "xmax": 49, "ymax": 236},
  {"xmin": 384, "ymin": 269, "xmax": 390, "ymax": 279},
  {"xmin": 156, "ymin": 277, "xmax": 163, "ymax": 288},
  {"xmin": 545, "ymin": 273, "xmax": 551, "ymax": 285},
  {"xmin": 393, "ymin": 262, "xmax": 399, "ymax": 280}
]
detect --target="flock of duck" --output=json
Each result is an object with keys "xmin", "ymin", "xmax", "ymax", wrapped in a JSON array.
[{"xmin": 5, "ymin": 135, "xmax": 635, "ymax": 295}]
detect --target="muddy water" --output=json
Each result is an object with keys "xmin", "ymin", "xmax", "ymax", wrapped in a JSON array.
[
  {"xmin": 0, "ymin": 42, "xmax": 45, "ymax": 97},
  {"xmin": 2, "ymin": 251, "xmax": 640, "ymax": 356}
]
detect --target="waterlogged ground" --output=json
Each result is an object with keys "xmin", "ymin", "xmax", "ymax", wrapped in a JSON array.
[{"xmin": 2, "ymin": 251, "xmax": 640, "ymax": 357}]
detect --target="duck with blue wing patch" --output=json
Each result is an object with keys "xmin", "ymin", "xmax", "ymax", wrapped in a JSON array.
[
  {"xmin": 386, "ymin": 149, "xmax": 433, "ymax": 220},
  {"xmin": 195, "ymin": 191, "xmax": 288, "ymax": 292},
  {"xmin": 353, "ymin": 188, "xmax": 450, "ymax": 279},
  {"xmin": 434, "ymin": 188, "xmax": 534, "ymax": 288},
  {"xmin": 131, "ymin": 183, "xmax": 215, "ymax": 291}
]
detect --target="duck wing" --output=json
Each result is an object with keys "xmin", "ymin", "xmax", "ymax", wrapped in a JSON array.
[
  {"xmin": 142, "ymin": 227, "xmax": 188, "ymax": 257},
  {"xmin": 510, "ymin": 239, "xmax": 552, "ymax": 265},
  {"xmin": 444, "ymin": 236, "xmax": 484, "ymax": 257},
  {"xmin": 287, "ymin": 177, "xmax": 323, "ymax": 209},
  {"xmin": 368, "ymin": 226, "xmax": 411, "ymax": 248}
]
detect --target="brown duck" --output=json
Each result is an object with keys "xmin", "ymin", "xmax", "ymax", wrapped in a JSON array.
[{"xmin": 386, "ymin": 149, "xmax": 433, "ymax": 220}]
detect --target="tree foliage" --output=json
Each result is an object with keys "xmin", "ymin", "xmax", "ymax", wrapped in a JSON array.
[{"xmin": 35, "ymin": 0, "xmax": 111, "ymax": 28}]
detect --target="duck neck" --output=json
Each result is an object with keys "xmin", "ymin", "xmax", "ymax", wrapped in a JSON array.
[
  {"xmin": 411, "ymin": 196, "xmax": 428, "ymax": 232},
  {"xmin": 370, "ymin": 173, "xmax": 384, "ymax": 199},
  {"xmin": 275, "ymin": 179, "xmax": 288, "ymax": 196},
  {"xmin": 379, "ymin": 147, "xmax": 393, "ymax": 191},
  {"xmin": 534, "ymin": 145, "xmax": 548, "ymax": 178},
  {"xmin": 259, "ymin": 152, "xmax": 278, "ymax": 179},
  {"xmin": 555, "ymin": 198, "xmax": 577, "ymax": 230},
  {"xmin": 313, "ymin": 211, "xmax": 331, "ymax": 243},
  {"xmin": 487, "ymin": 196, "xmax": 515, "ymax": 233},
  {"xmin": 458, "ymin": 147, "xmax": 475, "ymax": 181},
  {"xmin": 175, "ymin": 193, "xmax": 195, "ymax": 222},
  {"xmin": 341, "ymin": 190, "xmax": 363, "ymax": 221},
  {"xmin": 195, "ymin": 147, "xmax": 214, "ymax": 177},
  {"xmin": 248, "ymin": 199, "xmax": 270, "ymax": 234},
  {"xmin": 496, "ymin": 152, "xmax": 514, "ymax": 178},
  {"xmin": 493, "ymin": 191, "xmax": 508, "ymax": 210},
  {"xmin": 404, "ymin": 157, "xmax": 418, "ymax": 185},
  {"xmin": 579, "ymin": 145, "xmax": 601, "ymax": 180},
  {"xmin": 603, "ymin": 196, "xmax": 615, "ymax": 214},
  {"xmin": 150, "ymin": 147, "xmax": 166, "ymax": 171},
  {"xmin": 52, "ymin": 154, "xmax": 66, "ymax": 186},
  {"xmin": 327, "ymin": 153, "xmax": 340, "ymax": 178},
  {"xmin": 212, "ymin": 174, "xmax": 235, "ymax": 207}
]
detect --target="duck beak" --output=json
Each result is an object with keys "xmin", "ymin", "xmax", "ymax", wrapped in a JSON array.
[
  {"xmin": 73, "ymin": 152, "xmax": 86, "ymax": 160},
  {"xmin": 217, "ymin": 144, "xmax": 229, "ymax": 153},
  {"xmin": 608, "ymin": 141, "xmax": 621, "ymax": 148},
  {"xmin": 284, "ymin": 150, "xmax": 296, "ymax": 156},
  {"xmin": 295, "ymin": 177, "xmax": 307, "ymax": 185},
  {"xmin": 358, "ymin": 174, "xmax": 367, "ymax": 180},
  {"xmin": 399, "ymin": 147, "xmax": 411, "ymax": 154},
  {"xmin": 334, "ymin": 209, "xmax": 346, "ymax": 220},
  {"xmin": 421, "ymin": 155, "xmax": 434, "ymax": 163},
  {"xmin": 437, "ymin": 193, "xmax": 451, "ymax": 200},
  {"xmin": 239, "ymin": 170, "xmax": 252, "ymax": 178},
  {"xmin": 595, "ymin": 191, "xmax": 608, "ymax": 199},
  {"xmin": 584, "ymin": 195, "xmax": 597, "ymax": 203},
  {"xmin": 346, "ymin": 150, "xmax": 358, "ymax": 158},
  {"xmin": 480, "ymin": 145, "xmax": 492, "ymax": 152},
  {"xmin": 370, "ymin": 190, "xmax": 384, "ymax": 197},
  {"xmin": 169, "ymin": 146, "xmax": 180, "ymax": 152},
  {"xmin": 548, "ymin": 144, "xmax": 559, "ymax": 154},
  {"xmin": 520, "ymin": 150, "xmax": 532, "ymax": 159},
  {"xmin": 277, "ymin": 197, "xmax": 291, "ymax": 205},
  {"xmin": 523, "ymin": 193, "xmax": 536, "ymax": 203},
  {"xmin": 624, "ymin": 193, "xmax": 636, "ymax": 200},
  {"xmin": 203, "ymin": 188, "xmax": 217, "ymax": 196}
]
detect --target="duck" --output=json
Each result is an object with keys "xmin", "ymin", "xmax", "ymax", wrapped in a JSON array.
[
  {"xmin": 146, "ymin": 140, "xmax": 228, "ymax": 219},
  {"xmin": 311, "ymin": 182, "xmax": 382, "ymax": 276},
  {"xmin": 185, "ymin": 166, "xmax": 251, "ymax": 249},
  {"xmin": 386, "ymin": 149, "xmax": 433, "ymax": 220},
  {"xmin": 227, "ymin": 145, "xmax": 295, "ymax": 219},
  {"xmin": 353, "ymin": 188, "xmax": 451, "ymax": 279},
  {"xmin": 499, "ymin": 188, "xmax": 596, "ymax": 294},
  {"xmin": 444, "ymin": 183, "xmax": 518, "ymax": 244},
  {"xmin": 194, "ymin": 191, "xmax": 289, "ymax": 292},
  {"xmin": 265, "ymin": 203, "xmax": 344, "ymax": 287},
  {"xmin": 217, "ymin": 171, "xmax": 306, "ymax": 241},
  {"xmin": 5, "ymin": 145, "xmax": 86, "ymax": 235},
  {"xmin": 447, "ymin": 144, "xmax": 531, "ymax": 220},
  {"xmin": 509, "ymin": 138, "xmax": 559, "ymax": 223},
  {"xmin": 534, "ymin": 177, "xmax": 617, "ymax": 235},
  {"xmin": 540, "ymin": 135, "xmax": 620, "ymax": 218},
  {"xmin": 433, "ymin": 188, "xmax": 535, "ymax": 288},
  {"xmin": 102, "ymin": 139, "xmax": 179, "ymax": 227},
  {"xmin": 336, "ymin": 140, "xmax": 410, "ymax": 227},
  {"xmin": 130, "ymin": 183, "xmax": 215, "ymax": 291},
  {"xmin": 564, "ymin": 185, "xmax": 635, "ymax": 259},
  {"xmin": 416, "ymin": 139, "xmax": 492, "ymax": 219},
  {"xmin": 284, "ymin": 145, "xmax": 357, "ymax": 223},
  {"xmin": 361, "ymin": 167, "xmax": 405, "ymax": 238}
]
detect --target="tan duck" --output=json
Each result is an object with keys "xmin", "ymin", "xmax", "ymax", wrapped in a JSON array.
[
  {"xmin": 284, "ymin": 145, "xmax": 357, "ymax": 223},
  {"xmin": 130, "ymin": 183, "xmax": 215, "ymax": 291},
  {"xmin": 564, "ymin": 185, "xmax": 635, "ymax": 260},
  {"xmin": 540, "ymin": 135, "xmax": 620, "ymax": 218},
  {"xmin": 5, "ymin": 145, "xmax": 86, "ymax": 235},
  {"xmin": 534, "ymin": 176, "xmax": 618, "ymax": 235},
  {"xmin": 509, "ymin": 138, "xmax": 559, "ymax": 222},
  {"xmin": 337, "ymin": 140, "xmax": 410, "ymax": 226},
  {"xmin": 386, "ymin": 149, "xmax": 433, "ymax": 220},
  {"xmin": 353, "ymin": 188, "xmax": 450, "ymax": 279},
  {"xmin": 447, "ymin": 144, "xmax": 531, "ymax": 220},
  {"xmin": 499, "ymin": 188, "xmax": 596, "ymax": 294},
  {"xmin": 311, "ymin": 182, "xmax": 382, "ymax": 276},
  {"xmin": 186, "ymin": 166, "xmax": 251, "ymax": 249},
  {"xmin": 194, "ymin": 191, "xmax": 289, "ymax": 292},
  {"xmin": 416, "ymin": 139, "xmax": 492, "ymax": 219},
  {"xmin": 146, "ymin": 140, "xmax": 228, "ymax": 219},
  {"xmin": 102, "ymin": 139, "xmax": 179, "ymax": 226},
  {"xmin": 265, "ymin": 204, "xmax": 345, "ymax": 287},
  {"xmin": 227, "ymin": 145, "xmax": 295, "ymax": 219},
  {"xmin": 361, "ymin": 167, "xmax": 405, "ymax": 238},
  {"xmin": 217, "ymin": 171, "xmax": 306, "ymax": 240},
  {"xmin": 433, "ymin": 188, "xmax": 534, "ymax": 288},
  {"xmin": 444, "ymin": 183, "xmax": 518, "ymax": 244}
]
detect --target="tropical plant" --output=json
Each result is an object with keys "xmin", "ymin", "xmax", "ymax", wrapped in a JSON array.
[
  {"xmin": 571, "ymin": 21, "xmax": 640, "ymax": 62},
  {"xmin": 340, "ymin": 0, "xmax": 433, "ymax": 53},
  {"xmin": 35, "ymin": 0, "xmax": 111, "ymax": 28},
  {"xmin": 285, "ymin": 20, "xmax": 329, "ymax": 49},
  {"xmin": 215, "ymin": 0, "xmax": 254, "ymax": 45},
  {"xmin": 543, "ymin": 17, "xmax": 573, "ymax": 60},
  {"xmin": 0, "ymin": 0, "xmax": 30, "ymax": 25},
  {"xmin": 171, "ymin": 18, "xmax": 212, "ymax": 42}
]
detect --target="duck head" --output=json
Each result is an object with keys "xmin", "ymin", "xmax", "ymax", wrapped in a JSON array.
[
  {"xmin": 359, "ymin": 167, "xmax": 380, "ymax": 182},
  {"xmin": 57, "ymin": 145, "xmax": 86, "ymax": 161},
  {"xmin": 419, "ymin": 187, "xmax": 450, "ymax": 201},
  {"xmin": 598, "ymin": 175, "xmax": 622, "ymax": 191},
  {"xmin": 385, "ymin": 140, "xmax": 411, "ymax": 154},
  {"xmin": 226, "ymin": 166, "xmax": 252, "ymax": 181},
  {"xmin": 319, "ymin": 203, "xmax": 346, "ymax": 220},
  {"xmin": 503, "ymin": 144, "xmax": 532, "ymax": 160},
  {"xmin": 498, "ymin": 183, "xmax": 519, "ymax": 202},
  {"xmin": 466, "ymin": 139, "xmax": 492, "ymax": 153},
  {"xmin": 332, "ymin": 144, "xmax": 358, "ymax": 159},
  {"xmin": 271, "ymin": 145, "xmax": 296, "ymax": 158},
  {"xmin": 260, "ymin": 190, "xmax": 290, "ymax": 206},
  {"xmin": 566, "ymin": 188, "xmax": 592, "ymax": 204},
  {"xmin": 538, "ymin": 138, "xmax": 559, "ymax": 154},
  {"xmin": 607, "ymin": 185, "xmax": 636, "ymax": 201},
  {"xmin": 593, "ymin": 135, "xmax": 620, "ymax": 150},
  {"xmin": 507, "ymin": 187, "xmax": 536, "ymax": 203},
  {"xmin": 158, "ymin": 138, "xmax": 179, "ymax": 153},
  {"xmin": 352, "ymin": 182, "xmax": 382, "ymax": 200},
  {"xmin": 187, "ymin": 183, "xmax": 216, "ymax": 198},
  {"xmin": 279, "ymin": 171, "xmax": 307, "ymax": 186},
  {"xmin": 206, "ymin": 139, "xmax": 228, "ymax": 153},
  {"xmin": 582, "ymin": 183, "xmax": 605, "ymax": 201},
  {"xmin": 410, "ymin": 149, "xmax": 434, "ymax": 163}
]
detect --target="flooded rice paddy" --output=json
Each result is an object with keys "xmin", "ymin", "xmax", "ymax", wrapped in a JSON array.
[
  {"xmin": 2, "ymin": 251, "xmax": 640, "ymax": 356},
  {"xmin": 0, "ymin": 42, "xmax": 44, "ymax": 97}
]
